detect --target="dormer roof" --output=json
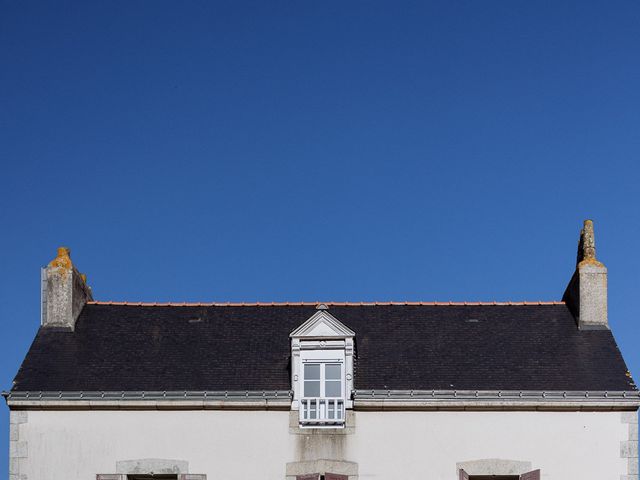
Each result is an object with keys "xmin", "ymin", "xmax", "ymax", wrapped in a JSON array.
[{"xmin": 290, "ymin": 310, "xmax": 355, "ymax": 339}]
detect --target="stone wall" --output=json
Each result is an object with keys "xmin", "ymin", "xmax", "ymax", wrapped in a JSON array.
[{"xmin": 12, "ymin": 409, "xmax": 633, "ymax": 480}]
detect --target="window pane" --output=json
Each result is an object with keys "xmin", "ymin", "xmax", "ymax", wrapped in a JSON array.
[
  {"xmin": 325, "ymin": 364, "xmax": 341, "ymax": 380},
  {"xmin": 304, "ymin": 380, "xmax": 320, "ymax": 397},
  {"xmin": 304, "ymin": 363, "xmax": 320, "ymax": 380},
  {"xmin": 325, "ymin": 380, "xmax": 341, "ymax": 397}
]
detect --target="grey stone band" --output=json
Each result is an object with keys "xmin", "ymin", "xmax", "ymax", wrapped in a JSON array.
[
  {"xmin": 622, "ymin": 411, "xmax": 639, "ymax": 480},
  {"xmin": 456, "ymin": 458, "xmax": 532, "ymax": 476},
  {"xmin": 9, "ymin": 410, "xmax": 28, "ymax": 480}
]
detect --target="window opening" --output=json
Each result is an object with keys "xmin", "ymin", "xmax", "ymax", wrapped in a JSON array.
[
  {"xmin": 295, "ymin": 474, "xmax": 347, "ymax": 480},
  {"xmin": 460, "ymin": 470, "xmax": 539, "ymax": 480},
  {"xmin": 469, "ymin": 477, "xmax": 519, "ymax": 480},
  {"xmin": 127, "ymin": 476, "xmax": 178, "ymax": 480}
]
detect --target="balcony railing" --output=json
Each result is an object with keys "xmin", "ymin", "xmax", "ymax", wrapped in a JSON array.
[{"xmin": 299, "ymin": 397, "xmax": 345, "ymax": 426}]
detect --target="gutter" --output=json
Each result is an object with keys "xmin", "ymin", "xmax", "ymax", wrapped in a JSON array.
[
  {"xmin": 4, "ymin": 389, "xmax": 640, "ymax": 410},
  {"xmin": 2, "ymin": 390, "xmax": 293, "ymax": 409},
  {"xmin": 353, "ymin": 389, "xmax": 640, "ymax": 410}
]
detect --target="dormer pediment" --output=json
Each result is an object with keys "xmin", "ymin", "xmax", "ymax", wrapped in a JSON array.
[{"xmin": 290, "ymin": 310, "xmax": 355, "ymax": 339}]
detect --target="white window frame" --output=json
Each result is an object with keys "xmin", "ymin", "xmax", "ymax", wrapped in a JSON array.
[{"xmin": 301, "ymin": 350, "xmax": 346, "ymax": 398}]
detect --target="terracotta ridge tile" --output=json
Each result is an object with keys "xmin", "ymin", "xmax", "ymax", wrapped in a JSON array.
[{"xmin": 86, "ymin": 300, "xmax": 566, "ymax": 307}]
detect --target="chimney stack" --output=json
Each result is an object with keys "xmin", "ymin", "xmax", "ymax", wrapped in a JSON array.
[
  {"xmin": 562, "ymin": 220, "xmax": 608, "ymax": 329},
  {"xmin": 41, "ymin": 247, "xmax": 93, "ymax": 330}
]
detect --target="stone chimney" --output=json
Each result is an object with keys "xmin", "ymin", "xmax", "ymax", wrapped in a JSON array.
[
  {"xmin": 562, "ymin": 220, "xmax": 608, "ymax": 329},
  {"xmin": 41, "ymin": 247, "xmax": 93, "ymax": 330}
]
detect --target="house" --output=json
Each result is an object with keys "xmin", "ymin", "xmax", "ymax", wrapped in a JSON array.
[{"xmin": 4, "ymin": 220, "xmax": 639, "ymax": 480}]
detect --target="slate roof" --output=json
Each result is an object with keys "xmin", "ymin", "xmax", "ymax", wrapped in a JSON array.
[{"xmin": 11, "ymin": 302, "xmax": 636, "ymax": 392}]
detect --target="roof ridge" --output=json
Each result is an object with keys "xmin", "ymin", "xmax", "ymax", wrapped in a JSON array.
[{"xmin": 86, "ymin": 300, "xmax": 566, "ymax": 307}]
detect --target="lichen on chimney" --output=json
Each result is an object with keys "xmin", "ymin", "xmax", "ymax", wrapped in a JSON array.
[
  {"xmin": 577, "ymin": 219, "xmax": 604, "ymax": 267},
  {"xmin": 49, "ymin": 246, "xmax": 73, "ymax": 270}
]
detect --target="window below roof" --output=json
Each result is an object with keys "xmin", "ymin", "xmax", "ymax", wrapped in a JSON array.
[
  {"xmin": 469, "ymin": 477, "xmax": 519, "ymax": 480},
  {"xmin": 97, "ymin": 474, "xmax": 205, "ymax": 480},
  {"xmin": 296, "ymin": 474, "xmax": 348, "ymax": 480},
  {"xmin": 127, "ymin": 476, "xmax": 178, "ymax": 480},
  {"xmin": 460, "ymin": 468, "xmax": 540, "ymax": 480}
]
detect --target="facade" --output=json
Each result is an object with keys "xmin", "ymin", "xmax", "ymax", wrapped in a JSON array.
[{"xmin": 4, "ymin": 220, "xmax": 639, "ymax": 480}]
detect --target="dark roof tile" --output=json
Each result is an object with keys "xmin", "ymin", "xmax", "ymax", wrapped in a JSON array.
[{"xmin": 11, "ymin": 303, "xmax": 636, "ymax": 392}]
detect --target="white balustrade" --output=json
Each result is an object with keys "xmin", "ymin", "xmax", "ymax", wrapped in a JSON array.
[{"xmin": 299, "ymin": 397, "xmax": 345, "ymax": 425}]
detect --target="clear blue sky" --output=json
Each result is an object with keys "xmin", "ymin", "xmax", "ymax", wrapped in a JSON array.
[{"xmin": 1, "ymin": 1, "xmax": 639, "ymax": 475}]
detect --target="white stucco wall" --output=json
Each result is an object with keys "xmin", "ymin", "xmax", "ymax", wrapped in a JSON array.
[{"xmin": 12, "ymin": 409, "xmax": 633, "ymax": 480}]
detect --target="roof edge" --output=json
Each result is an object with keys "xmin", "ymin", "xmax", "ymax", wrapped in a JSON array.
[
  {"xmin": 353, "ymin": 389, "xmax": 640, "ymax": 409},
  {"xmin": 5, "ymin": 389, "xmax": 639, "ymax": 411},
  {"xmin": 3, "ymin": 390, "xmax": 293, "ymax": 410}
]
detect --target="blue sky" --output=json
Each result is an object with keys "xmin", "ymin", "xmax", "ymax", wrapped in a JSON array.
[{"xmin": 1, "ymin": 1, "xmax": 639, "ymax": 475}]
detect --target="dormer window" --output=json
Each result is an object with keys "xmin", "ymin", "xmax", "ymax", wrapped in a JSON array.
[{"xmin": 290, "ymin": 306, "xmax": 355, "ymax": 428}]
